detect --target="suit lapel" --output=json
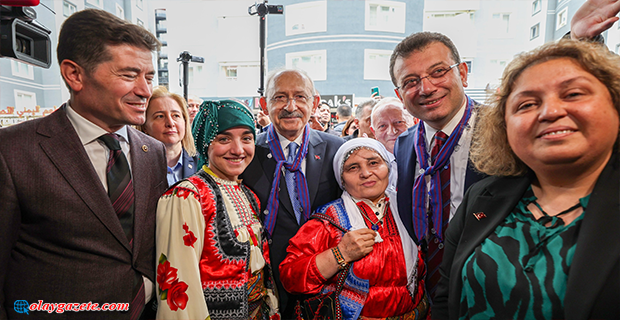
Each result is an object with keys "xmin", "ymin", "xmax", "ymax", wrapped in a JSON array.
[
  {"xmin": 565, "ymin": 154, "xmax": 620, "ymax": 319},
  {"xmin": 37, "ymin": 108, "xmax": 131, "ymax": 251},
  {"xmin": 449, "ymin": 175, "xmax": 530, "ymax": 320},
  {"xmin": 452, "ymin": 176, "xmax": 530, "ymax": 278},
  {"xmin": 127, "ymin": 128, "xmax": 154, "ymax": 258},
  {"xmin": 306, "ymin": 130, "xmax": 326, "ymax": 206}
]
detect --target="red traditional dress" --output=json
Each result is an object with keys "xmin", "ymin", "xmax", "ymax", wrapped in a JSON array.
[
  {"xmin": 280, "ymin": 196, "xmax": 427, "ymax": 319},
  {"xmin": 155, "ymin": 168, "xmax": 279, "ymax": 320}
]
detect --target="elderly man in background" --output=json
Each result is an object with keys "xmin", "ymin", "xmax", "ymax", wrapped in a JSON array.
[
  {"xmin": 0, "ymin": 9, "xmax": 167, "ymax": 319},
  {"xmin": 187, "ymin": 94, "xmax": 202, "ymax": 125},
  {"xmin": 371, "ymin": 97, "xmax": 416, "ymax": 154},
  {"xmin": 240, "ymin": 69, "xmax": 344, "ymax": 318}
]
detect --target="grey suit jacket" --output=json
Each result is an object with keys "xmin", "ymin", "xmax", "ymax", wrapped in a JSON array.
[
  {"xmin": 0, "ymin": 107, "xmax": 168, "ymax": 319},
  {"xmin": 434, "ymin": 153, "xmax": 620, "ymax": 320},
  {"xmin": 240, "ymin": 128, "xmax": 343, "ymax": 317}
]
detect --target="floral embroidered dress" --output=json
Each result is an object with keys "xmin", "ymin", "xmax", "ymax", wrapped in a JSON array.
[{"xmin": 155, "ymin": 168, "xmax": 279, "ymax": 320}]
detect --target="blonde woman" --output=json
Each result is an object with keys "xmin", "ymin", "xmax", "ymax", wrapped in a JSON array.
[{"xmin": 140, "ymin": 86, "xmax": 198, "ymax": 186}]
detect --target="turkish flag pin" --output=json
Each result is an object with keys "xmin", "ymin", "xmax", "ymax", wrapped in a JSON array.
[{"xmin": 473, "ymin": 212, "xmax": 487, "ymax": 220}]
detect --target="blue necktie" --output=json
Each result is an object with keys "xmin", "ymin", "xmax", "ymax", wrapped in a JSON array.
[{"xmin": 285, "ymin": 142, "xmax": 303, "ymax": 224}]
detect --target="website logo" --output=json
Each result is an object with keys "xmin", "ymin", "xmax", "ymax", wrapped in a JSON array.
[{"xmin": 14, "ymin": 300, "xmax": 29, "ymax": 315}]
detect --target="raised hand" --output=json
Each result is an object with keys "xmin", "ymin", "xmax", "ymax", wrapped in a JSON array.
[{"xmin": 571, "ymin": 0, "xmax": 620, "ymax": 40}]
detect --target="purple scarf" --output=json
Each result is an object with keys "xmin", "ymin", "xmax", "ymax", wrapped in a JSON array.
[
  {"xmin": 263, "ymin": 124, "xmax": 311, "ymax": 237},
  {"xmin": 412, "ymin": 97, "xmax": 473, "ymax": 242}
]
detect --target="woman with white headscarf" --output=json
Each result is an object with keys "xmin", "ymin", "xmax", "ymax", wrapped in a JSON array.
[{"xmin": 280, "ymin": 138, "xmax": 428, "ymax": 319}]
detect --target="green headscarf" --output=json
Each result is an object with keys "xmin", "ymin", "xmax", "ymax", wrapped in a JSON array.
[{"xmin": 191, "ymin": 99, "xmax": 256, "ymax": 168}]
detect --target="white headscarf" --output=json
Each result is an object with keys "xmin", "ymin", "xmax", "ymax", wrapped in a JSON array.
[{"xmin": 332, "ymin": 138, "xmax": 418, "ymax": 295}]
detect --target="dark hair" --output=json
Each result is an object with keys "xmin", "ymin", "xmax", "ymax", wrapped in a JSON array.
[
  {"xmin": 57, "ymin": 9, "xmax": 160, "ymax": 75},
  {"xmin": 336, "ymin": 104, "xmax": 352, "ymax": 118},
  {"xmin": 389, "ymin": 32, "xmax": 461, "ymax": 86}
]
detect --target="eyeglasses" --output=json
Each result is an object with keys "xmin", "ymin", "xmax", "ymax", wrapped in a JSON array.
[
  {"xmin": 270, "ymin": 94, "xmax": 312, "ymax": 105},
  {"xmin": 396, "ymin": 63, "xmax": 459, "ymax": 92}
]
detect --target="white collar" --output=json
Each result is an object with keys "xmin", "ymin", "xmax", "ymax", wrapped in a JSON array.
[
  {"xmin": 276, "ymin": 127, "xmax": 305, "ymax": 150},
  {"xmin": 65, "ymin": 102, "xmax": 129, "ymax": 145}
]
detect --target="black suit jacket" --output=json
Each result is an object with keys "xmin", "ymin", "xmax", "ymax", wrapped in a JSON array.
[
  {"xmin": 434, "ymin": 154, "xmax": 620, "ymax": 320},
  {"xmin": 393, "ymin": 122, "xmax": 486, "ymax": 243},
  {"xmin": 240, "ymin": 129, "xmax": 343, "ymax": 317},
  {"xmin": 0, "ymin": 107, "xmax": 168, "ymax": 319}
]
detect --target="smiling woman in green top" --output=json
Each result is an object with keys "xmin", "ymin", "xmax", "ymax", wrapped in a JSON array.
[{"xmin": 433, "ymin": 39, "xmax": 620, "ymax": 320}]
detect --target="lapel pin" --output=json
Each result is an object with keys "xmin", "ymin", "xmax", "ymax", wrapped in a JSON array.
[
  {"xmin": 267, "ymin": 153, "xmax": 272, "ymax": 159},
  {"xmin": 473, "ymin": 212, "xmax": 486, "ymax": 220},
  {"xmin": 142, "ymin": 145, "xmax": 148, "ymax": 152},
  {"xmin": 315, "ymin": 155, "xmax": 321, "ymax": 160}
]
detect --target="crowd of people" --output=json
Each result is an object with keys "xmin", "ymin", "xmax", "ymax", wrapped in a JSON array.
[{"xmin": 1, "ymin": 1, "xmax": 620, "ymax": 320}]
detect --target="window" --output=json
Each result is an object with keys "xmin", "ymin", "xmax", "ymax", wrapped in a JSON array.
[
  {"xmin": 492, "ymin": 13, "xmax": 510, "ymax": 34},
  {"xmin": 225, "ymin": 66, "xmax": 237, "ymax": 80},
  {"xmin": 364, "ymin": 49, "xmax": 392, "ymax": 80},
  {"xmin": 14, "ymin": 90, "xmax": 36, "ymax": 111},
  {"xmin": 136, "ymin": 19, "xmax": 144, "ymax": 27},
  {"xmin": 557, "ymin": 7, "xmax": 568, "ymax": 30},
  {"xmin": 11, "ymin": 60, "xmax": 34, "ymax": 80},
  {"xmin": 285, "ymin": 1, "xmax": 327, "ymax": 36},
  {"xmin": 115, "ymin": 4, "xmax": 124, "ymax": 20},
  {"xmin": 159, "ymin": 58, "xmax": 168, "ymax": 70},
  {"xmin": 365, "ymin": 0, "xmax": 406, "ymax": 33},
  {"xmin": 532, "ymin": 0, "xmax": 541, "ymax": 15},
  {"xmin": 136, "ymin": 0, "xmax": 144, "ymax": 9},
  {"xmin": 63, "ymin": 1, "xmax": 77, "ymax": 17},
  {"xmin": 86, "ymin": 0, "xmax": 102, "ymax": 8},
  {"xmin": 530, "ymin": 23, "xmax": 540, "ymax": 40},
  {"xmin": 286, "ymin": 50, "xmax": 327, "ymax": 81}
]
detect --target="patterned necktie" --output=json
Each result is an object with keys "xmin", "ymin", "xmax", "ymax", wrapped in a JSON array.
[
  {"xmin": 98, "ymin": 134, "xmax": 144, "ymax": 319},
  {"xmin": 426, "ymin": 131, "xmax": 451, "ymax": 299},
  {"xmin": 98, "ymin": 133, "xmax": 135, "ymax": 240},
  {"xmin": 285, "ymin": 142, "xmax": 303, "ymax": 224}
]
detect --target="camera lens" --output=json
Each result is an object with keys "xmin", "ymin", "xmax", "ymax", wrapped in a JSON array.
[{"xmin": 15, "ymin": 35, "xmax": 31, "ymax": 56}]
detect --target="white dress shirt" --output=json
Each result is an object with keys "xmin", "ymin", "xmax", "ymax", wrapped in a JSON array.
[{"xmin": 415, "ymin": 98, "xmax": 477, "ymax": 221}]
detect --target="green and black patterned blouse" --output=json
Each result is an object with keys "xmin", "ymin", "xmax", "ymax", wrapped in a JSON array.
[{"xmin": 459, "ymin": 187, "xmax": 590, "ymax": 320}]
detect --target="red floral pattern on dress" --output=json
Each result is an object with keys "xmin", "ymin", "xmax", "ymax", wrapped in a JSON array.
[
  {"xmin": 166, "ymin": 280, "xmax": 189, "ymax": 311},
  {"xmin": 182, "ymin": 223, "xmax": 197, "ymax": 247},
  {"xmin": 157, "ymin": 254, "xmax": 189, "ymax": 311},
  {"xmin": 157, "ymin": 260, "xmax": 178, "ymax": 291}
]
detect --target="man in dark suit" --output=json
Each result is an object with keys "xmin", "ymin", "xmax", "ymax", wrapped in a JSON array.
[
  {"xmin": 241, "ymin": 69, "xmax": 343, "ymax": 317},
  {"xmin": 390, "ymin": 32, "xmax": 486, "ymax": 299},
  {"xmin": 0, "ymin": 9, "xmax": 167, "ymax": 319}
]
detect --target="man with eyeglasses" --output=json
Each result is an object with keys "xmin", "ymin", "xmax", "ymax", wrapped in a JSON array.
[
  {"xmin": 389, "ymin": 32, "xmax": 486, "ymax": 301},
  {"xmin": 241, "ymin": 69, "xmax": 344, "ymax": 317},
  {"xmin": 390, "ymin": 1, "xmax": 620, "ymax": 302}
]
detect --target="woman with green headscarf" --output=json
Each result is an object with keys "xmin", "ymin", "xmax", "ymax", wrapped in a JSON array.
[{"xmin": 155, "ymin": 100, "xmax": 279, "ymax": 320}]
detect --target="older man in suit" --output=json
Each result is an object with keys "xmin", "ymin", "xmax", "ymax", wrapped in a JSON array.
[
  {"xmin": 0, "ymin": 9, "xmax": 167, "ymax": 320},
  {"xmin": 241, "ymin": 69, "xmax": 343, "ymax": 317}
]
